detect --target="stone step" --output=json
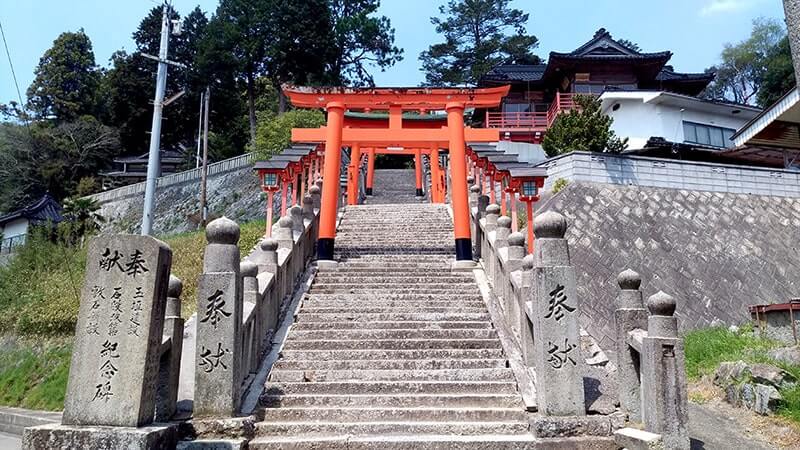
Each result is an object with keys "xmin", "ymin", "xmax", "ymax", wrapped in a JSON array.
[
  {"xmin": 258, "ymin": 393, "xmax": 522, "ymax": 409},
  {"xmin": 253, "ymin": 421, "xmax": 529, "ymax": 437},
  {"xmin": 297, "ymin": 307, "xmax": 488, "ymax": 314},
  {"xmin": 297, "ymin": 312, "xmax": 491, "ymax": 322},
  {"xmin": 278, "ymin": 348, "xmax": 506, "ymax": 361},
  {"xmin": 308, "ymin": 288, "xmax": 480, "ymax": 295},
  {"xmin": 271, "ymin": 358, "xmax": 508, "ymax": 371},
  {"xmin": 259, "ymin": 407, "xmax": 526, "ymax": 423},
  {"xmin": 290, "ymin": 321, "xmax": 494, "ymax": 330},
  {"xmin": 300, "ymin": 299, "xmax": 486, "ymax": 309},
  {"xmin": 269, "ymin": 367, "xmax": 515, "ymax": 382},
  {"xmin": 248, "ymin": 435, "xmax": 615, "ymax": 450},
  {"xmin": 264, "ymin": 381, "xmax": 518, "ymax": 396},
  {"xmin": 281, "ymin": 338, "xmax": 502, "ymax": 351},
  {"xmin": 285, "ymin": 329, "xmax": 497, "ymax": 341},
  {"xmin": 312, "ymin": 276, "xmax": 474, "ymax": 283}
]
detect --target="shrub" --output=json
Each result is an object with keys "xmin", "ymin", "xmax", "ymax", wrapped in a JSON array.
[
  {"xmin": 542, "ymin": 95, "xmax": 628, "ymax": 156},
  {"xmin": 253, "ymin": 110, "xmax": 325, "ymax": 160},
  {"xmin": 552, "ymin": 178, "xmax": 568, "ymax": 194}
]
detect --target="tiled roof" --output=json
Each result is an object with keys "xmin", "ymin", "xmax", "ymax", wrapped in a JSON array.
[
  {"xmin": 656, "ymin": 67, "xmax": 714, "ymax": 82},
  {"xmin": 0, "ymin": 194, "xmax": 63, "ymax": 226},
  {"xmin": 482, "ymin": 64, "xmax": 547, "ymax": 82}
]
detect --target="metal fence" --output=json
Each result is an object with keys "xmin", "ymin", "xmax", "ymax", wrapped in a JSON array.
[
  {"xmin": 0, "ymin": 235, "xmax": 27, "ymax": 255},
  {"xmin": 88, "ymin": 153, "xmax": 255, "ymax": 204}
]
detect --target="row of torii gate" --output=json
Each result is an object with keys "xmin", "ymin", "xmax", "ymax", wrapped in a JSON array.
[{"xmin": 255, "ymin": 85, "xmax": 547, "ymax": 263}]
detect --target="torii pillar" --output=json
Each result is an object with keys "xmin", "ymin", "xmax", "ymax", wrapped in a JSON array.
[
  {"xmin": 447, "ymin": 102, "xmax": 473, "ymax": 263},
  {"xmin": 366, "ymin": 148, "xmax": 375, "ymax": 195},
  {"xmin": 318, "ymin": 102, "xmax": 344, "ymax": 261},
  {"xmin": 414, "ymin": 148, "xmax": 424, "ymax": 197},
  {"xmin": 347, "ymin": 144, "xmax": 362, "ymax": 205}
]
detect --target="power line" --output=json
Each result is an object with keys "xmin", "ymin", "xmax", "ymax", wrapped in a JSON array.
[{"xmin": 0, "ymin": 18, "xmax": 25, "ymax": 110}]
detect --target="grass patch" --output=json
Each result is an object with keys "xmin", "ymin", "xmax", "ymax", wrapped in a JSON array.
[
  {"xmin": 685, "ymin": 326, "xmax": 800, "ymax": 425},
  {"xmin": 0, "ymin": 336, "xmax": 72, "ymax": 411}
]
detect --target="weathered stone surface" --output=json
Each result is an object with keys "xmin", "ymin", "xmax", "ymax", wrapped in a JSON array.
[
  {"xmin": 583, "ymin": 365, "xmax": 618, "ymax": 415},
  {"xmin": 750, "ymin": 362, "xmax": 797, "ymax": 389},
  {"xmin": 713, "ymin": 360, "xmax": 751, "ymax": 387},
  {"xmin": 613, "ymin": 427, "xmax": 664, "ymax": 450},
  {"xmin": 63, "ymin": 234, "xmax": 172, "ymax": 427},
  {"xmin": 530, "ymin": 415, "xmax": 614, "ymax": 437},
  {"xmin": 177, "ymin": 438, "xmax": 249, "ymax": 449},
  {"xmin": 752, "ymin": 383, "xmax": 782, "ymax": 415},
  {"xmin": 22, "ymin": 422, "xmax": 179, "ymax": 450}
]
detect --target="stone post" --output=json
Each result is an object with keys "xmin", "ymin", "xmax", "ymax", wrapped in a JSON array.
[
  {"xmin": 258, "ymin": 239, "xmax": 279, "ymax": 332},
  {"xmin": 289, "ymin": 205, "xmax": 304, "ymax": 236},
  {"xmin": 302, "ymin": 195, "xmax": 315, "ymax": 222},
  {"xmin": 478, "ymin": 195, "xmax": 490, "ymax": 220},
  {"xmin": 530, "ymin": 211, "xmax": 585, "ymax": 416},
  {"xmin": 506, "ymin": 232, "xmax": 526, "ymax": 336},
  {"xmin": 241, "ymin": 261, "xmax": 260, "ymax": 375},
  {"xmin": 275, "ymin": 216, "xmax": 294, "ymax": 250},
  {"xmin": 641, "ymin": 291, "xmax": 690, "ymax": 449},
  {"xmin": 496, "ymin": 216, "xmax": 512, "ymax": 248},
  {"xmin": 614, "ymin": 269, "xmax": 648, "ymax": 422},
  {"xmin": 309, "ymin": 185, "xmax": 322, "ymax": 211},
  {"xmin": 469, "ymin": 185, "xmax": 480, "ymax": 208},
  {"xmin": 155, "ymin": 275, "xmax": 184, "ymax": 422},
  {"xmin": 520, "ymin": 254, "xmax": 535, "ymax": 367},
  {"xmin": 257, "ymin": 238, "xmax": 279, "ymax": 275},
  {"xmin": 195, "ymin": 217, "xmax": 242, "ymax": 417},
  {"xmin": 485, "ymin": 204, "xmax": 500, "ymax": 232}
]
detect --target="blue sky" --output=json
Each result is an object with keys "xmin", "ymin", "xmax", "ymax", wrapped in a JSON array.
[{"xmin": 0, "ymin": 0, "xmax": 788, "ymax": 104}]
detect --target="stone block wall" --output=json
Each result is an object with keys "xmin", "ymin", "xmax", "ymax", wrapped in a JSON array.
[{"xmin": 539, "ymin": 182, "xmax": 800, "ymax": 349}]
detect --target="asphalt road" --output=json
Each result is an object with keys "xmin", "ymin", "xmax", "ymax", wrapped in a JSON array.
[{"xmin": 0, "ymin": 431, "xmax": 20, "ymax": 450}]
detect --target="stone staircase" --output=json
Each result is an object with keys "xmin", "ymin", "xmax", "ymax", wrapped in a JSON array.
[{"xmin": 250, "ymin": 171, "xmax": 534, "ymax": 448}]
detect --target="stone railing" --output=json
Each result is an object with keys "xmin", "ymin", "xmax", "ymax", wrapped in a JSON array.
[
  {"xmin": 193, "ymin": 181, "xmax": 321, "ymax": 418},
  {"xmin": 470, "ymin": 191, "xmax": 690, "ymax": 448},
  {"xmin": 156, "ymin": 275, "xmax": 185, "ymax": 422}
]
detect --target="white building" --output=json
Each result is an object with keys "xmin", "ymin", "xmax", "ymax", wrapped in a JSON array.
[{"xmin": 599, "ymin": 91, "xmax": 761, "ymax": 150}]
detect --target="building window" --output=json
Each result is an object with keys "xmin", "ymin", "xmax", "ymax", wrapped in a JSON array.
[{"xmin": 683, "ymin": 121, "xmax": 736, "ymax": 149}]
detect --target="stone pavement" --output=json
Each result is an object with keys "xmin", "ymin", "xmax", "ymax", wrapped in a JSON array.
[
  {"xmin": 0, "ymin": 431, "xmax": 21, "ymax": 450},
  {"xmin": 540, "ymin": 182, "xmax": 800, "ymax": 349}
]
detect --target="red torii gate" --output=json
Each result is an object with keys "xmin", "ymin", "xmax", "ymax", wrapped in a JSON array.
[{"xmin": 285, "ymin": 85, "xmax": 509, "ymax": 263}]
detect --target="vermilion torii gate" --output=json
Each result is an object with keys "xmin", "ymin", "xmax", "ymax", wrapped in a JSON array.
[{"xmin": 284, "ymin": 85, "xmax": 509, "ymax": 263}]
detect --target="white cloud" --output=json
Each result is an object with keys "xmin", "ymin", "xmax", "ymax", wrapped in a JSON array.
[{"xmin": 699, "ymin": 0, "xmax": 761, "ymax": 16}]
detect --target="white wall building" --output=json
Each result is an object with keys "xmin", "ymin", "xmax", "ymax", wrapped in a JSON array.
[{"xmin": 599, "ymin": 91, "xmax": 761, "ymax": 150}]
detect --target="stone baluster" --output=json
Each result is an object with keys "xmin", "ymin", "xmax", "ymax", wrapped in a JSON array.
[
  {"xmin": 309, "ymin": 185, "xmax": 322, "ymax": 211},
  {"xmin": 614, "ymin": 269, "xmax": 648, "ymax": 422},
  {"xmin": 155, "ymin": 275, "xmax": 184, "ymax": 422},
  {"xmin": 302, "ymin": 195, "xmax": 315, "ymax": 222},
  {"xmin": 519, "ymin": 254, "xmax": 535, "ymax": 366},
  {"xmin": 478, "ymin": 194, "xmax": 490, "ymax": 220},
  {"xmin": 241, "ymin": 261, "xmax": 260, "ymax": 375},
  {"xmin": 257, "ymin": 238, "xmax": 280, "ymax": 333},
  {"xmin": 530, "ymin": 211, "xmax": 585, "ymax": 416},
  {"xmin": 290, "ymin": 205, "xmax": 304, "ymax": 236},
  {"xmin": 485, "ymin": 204, "xmax": 500, "ymax": 232},
  {"xmin": 506, "ymin": 232, "xmax": 526, "ymax": 336},
  {"xmin": 496, "ymin": 216, "xmax": 511, "ymax": 248},
  {"xmin": 469, "ymin": 184, "xmax": 480, "ymax": 208},
  {"xmin": 195, "ymin": 217, "xmax": 242, "ymax": 417},
  {"xmin": 475, "ymin": 194, "xmax": 490, "ymax": 259},
  {"xmin": 275, "ymin": 216, "xmax": 294, "ymax": 250},
  {"xmin": 642, "ymin": 291, "xmax": 689, "ymax": 449}
]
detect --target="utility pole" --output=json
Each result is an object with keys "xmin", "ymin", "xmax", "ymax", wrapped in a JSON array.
[
  {"xmin": 199, "ymin": 87, "xmax": 211, "ymax": 226},
  {"xmin": 784, "ymin": 0, "xmax": 800, "ymax": 88},
  {"xmin": 195, "ymin": 91, "xmax": 204, "ymax": 169},
  {"xmin": 141, "ymin": 4, "xmax": 172, "ymax": 236}
]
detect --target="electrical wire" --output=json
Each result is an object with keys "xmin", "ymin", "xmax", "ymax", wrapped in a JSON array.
[{"xmin": 0, "ymin": 17, "xmax": 27, "ymax": 124}]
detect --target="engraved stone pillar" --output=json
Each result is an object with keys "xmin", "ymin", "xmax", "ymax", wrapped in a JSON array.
[
  {"xmin": 642, "ymin": 291, "xmax": 690, "ymax": 450},
  {"xmin": 63, "ymin": 234, "xmax": 172, "ymax": 427},
  {"xmin": 195, "ymin": 217, "xmax": 242, "ymax": 417},
  {"xmin": 156, "ymin": 275, "xmax": 183, "ymax": 422},
  {"xmin": 615, "ymin": 269, "xmax": 648, "ymax": 422},
  {"xmin": 309, "ymin": 185, "xmax": 322, "ymax": 211},
  {"xmin": 530, "ymin": 211, "xmax": 585, "ymax": 416},
  {"xmin": 496, "ymin": 216, "xmax": 512, "ymax": 248},
  {"xmin": 485, "ymin": 204, "xmax": 500, "ymax": 232}
]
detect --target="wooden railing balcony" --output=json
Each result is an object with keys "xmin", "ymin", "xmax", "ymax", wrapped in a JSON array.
[{"xmin": 486, "ymin": 92, "xmax": 590, "ymax": 131}]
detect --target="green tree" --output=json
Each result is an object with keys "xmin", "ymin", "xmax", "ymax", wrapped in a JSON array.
[
  {"xmin": 757, "ymin": 36, "xmax": 796, "ymax": 107},
  {"xmin": 327, "ymin": 0, "xmax": 403, "ymax": 86},
  {"xmin": 60, "ymin": 196, "xmax": 105, "ymax": 245},
  {"xmin": 703, "ymin": 17, "xmax": 789, "ymax": 105},
  {"xmin": 253, "ymin": 109, "xmax": 325, "ymax": 160},
  {"xmin": 26, "ymin": 30, "xmax": 100, "ymax": 122},
  {"xmin": 541, "ymin": 95, "xmax": 627, "ymax": 156},
  {"xmin": 420, "ymin": 0, "xmax": 540, "ymax": 86}
]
